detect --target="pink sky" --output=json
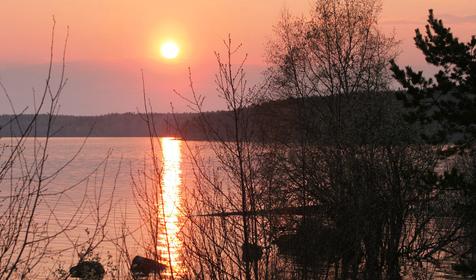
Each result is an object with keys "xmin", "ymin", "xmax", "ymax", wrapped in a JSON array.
[{"xmin": 0, "ymin": 0, "xmax": 475, "ymax": 115}]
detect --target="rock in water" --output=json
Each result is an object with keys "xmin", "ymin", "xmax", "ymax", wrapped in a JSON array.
[
  {"xmin": 242, "ymin": 243, "xmax": 263, "ymax": 263},
  {"xmin": 131, "ymin": 255, "xmax": 167, "ymax": 277},
  {"xmin": 69, "ymin": 261, "xmax": 105, "ymax": 280}
]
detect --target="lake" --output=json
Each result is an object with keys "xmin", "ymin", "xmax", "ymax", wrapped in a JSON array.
[
  {"xmin": 0, "ymin": 137, "xmax": 203, "ymax": 279},
  {"xmin": 0, "ymin": 137, "xmax": 468, "ymax": 279}
]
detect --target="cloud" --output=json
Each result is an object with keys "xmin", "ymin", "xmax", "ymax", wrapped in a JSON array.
[
  {"xmin": 0, "ymin": 60, "xmax": 268, "ymax": 115},
  {"xmin": 440, "ymin": 14, "xmax": 476, "ymax": 24},
  {"xmin": 381, "ymin": 19, "xmax": 423, "ymax": 26},
  {"xmin": 382, "ymin": 14, "xmax": 476, "ymax": 26}
]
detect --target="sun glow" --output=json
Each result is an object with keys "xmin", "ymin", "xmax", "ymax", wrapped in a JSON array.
[
  {"xmin": 160, "ymin": 41, "xmax": 180, "ymax": 59},
  {"xmin": 159, "ymin": 137, "xmax": 183, "ymax": 275}
]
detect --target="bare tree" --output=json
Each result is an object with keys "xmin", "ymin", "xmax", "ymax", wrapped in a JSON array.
[
  {"xmin": 173, "ymin": 36, "xmax": 276, "ymax": 280},
  {"xmin": 0, "ymin": 19, "xmax": 120, "ymax": 280}
]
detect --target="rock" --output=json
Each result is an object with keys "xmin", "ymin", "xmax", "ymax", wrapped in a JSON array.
[
  {"xmin": 453, "ymin": 258, "xmax": 476, "ymax": 277},
  {"xmin": 242, "ymin": 243, "xmax": 263, "ymax": 263},
  {"xmin": 131, "ymin": 255, "xmax": 167, "ymax": 277},
  {"xmin": 69, "ymin": 261, "xmax": 105, "ymax": 280}
]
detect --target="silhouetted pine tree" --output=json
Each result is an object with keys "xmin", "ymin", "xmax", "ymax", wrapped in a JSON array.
[
  {"xmin": 390, "ymin": 9, "xmax": 476, "ymax": 147},
  {"xmin": 390, "ymin": 9, "xmax": 476, "ymax": 277}
]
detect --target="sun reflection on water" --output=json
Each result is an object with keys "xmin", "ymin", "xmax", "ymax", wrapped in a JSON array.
[{"xmin": 159, "ymin": 137, "xmax": 183, "ymax": 276}]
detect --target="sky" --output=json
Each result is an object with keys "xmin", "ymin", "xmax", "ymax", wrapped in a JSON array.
[{"xmin": 0, "ymin": 0, "xmax": 475, "ymax": 115}]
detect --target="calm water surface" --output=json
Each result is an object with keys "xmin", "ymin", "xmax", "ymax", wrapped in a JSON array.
[{"xmin": 1, "ymin": 137, "xmax": 199, "ymax": 278}]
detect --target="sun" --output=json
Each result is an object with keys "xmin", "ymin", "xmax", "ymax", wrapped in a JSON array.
[{"xmin": 160, "ymin": 41, "xmax": 180, "ymax": 60}]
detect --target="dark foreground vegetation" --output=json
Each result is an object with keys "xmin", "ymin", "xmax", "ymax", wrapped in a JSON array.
[
  {"xmin": 0, "ymin": 0, "xmax": 475, "ymax": 279},
  {"xmin": 173, "ymin": 2, "xmax": 476, "ymax": 279}
]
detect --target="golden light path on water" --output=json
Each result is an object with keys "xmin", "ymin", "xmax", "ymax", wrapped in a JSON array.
[{"xmin": 159, "ymin": 137, "xmax": 183, "ymax": 276}]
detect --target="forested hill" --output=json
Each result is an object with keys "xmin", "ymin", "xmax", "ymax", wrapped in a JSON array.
[
  {"xmin": 0, "ymin": 91, "xmax": 417, "ymax": 143},
  {"xmin": 0, "ymin": 112, "xmax": 209, "ymax": 139}
]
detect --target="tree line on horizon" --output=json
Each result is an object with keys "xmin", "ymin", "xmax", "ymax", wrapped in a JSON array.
[{"xmin": 0, "ymin": 91, "xmax": 416, "ymax": 144}]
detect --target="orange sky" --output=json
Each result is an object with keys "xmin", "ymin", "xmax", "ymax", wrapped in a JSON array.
[{"xmin": 0, "ymin": 0, "xmax": 475, "ymax": 115}]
